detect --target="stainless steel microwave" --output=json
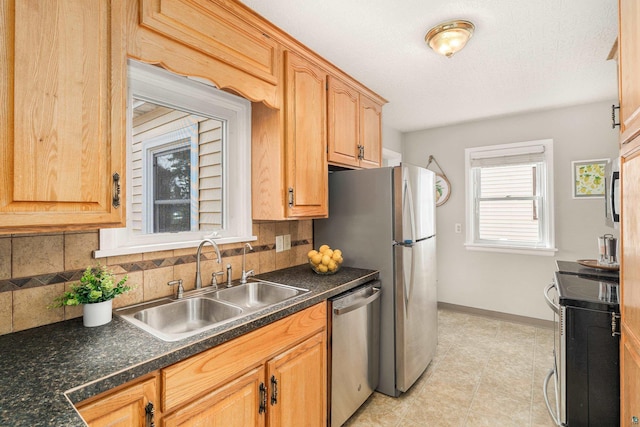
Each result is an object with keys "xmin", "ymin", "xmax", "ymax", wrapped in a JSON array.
[{"xmin": 605, "ymin": 158, "xmax": 620, "ymax": 228}]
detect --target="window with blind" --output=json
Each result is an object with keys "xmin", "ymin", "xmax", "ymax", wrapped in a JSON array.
[{"xmin": 465, "ymin": 140, "xmax": 556, "ymax": 255}]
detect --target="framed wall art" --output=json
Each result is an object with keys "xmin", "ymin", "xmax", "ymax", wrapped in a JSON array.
[{"xmin": 572, "ymin": 159, "xmax": 608, "ymax": 199}]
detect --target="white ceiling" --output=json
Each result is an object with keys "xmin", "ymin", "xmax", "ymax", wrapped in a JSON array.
[{"xmin": 240, "ymin": 0, "xmax": 619, "ymax": 133}]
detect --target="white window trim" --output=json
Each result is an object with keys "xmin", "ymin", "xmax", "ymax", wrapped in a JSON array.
[
  {"xmin": 464, "ymin": 139, "xmax": 558, "ymax": 256},
  {"xmin": 143, "ymin": 123, "xmax": 199, "ymax": 233},
  {"xmin": 95, "ymin": 60, "xmax": 255, "ymax": 258}
]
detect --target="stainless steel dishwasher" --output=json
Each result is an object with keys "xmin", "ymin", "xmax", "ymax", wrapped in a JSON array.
[{"xmin": 329, "ymin": 281, "xmax": 381, "ymax": 427}]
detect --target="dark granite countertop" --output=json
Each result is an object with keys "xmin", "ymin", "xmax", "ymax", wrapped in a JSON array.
[{"xmin": 0, "ymin": 264, "xmax": 378, "ymax": 426}]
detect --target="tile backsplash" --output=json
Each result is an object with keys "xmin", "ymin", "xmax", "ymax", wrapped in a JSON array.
[{"xmin": 0, "ymin": 221, "xmax": 312, "ymax": 335}]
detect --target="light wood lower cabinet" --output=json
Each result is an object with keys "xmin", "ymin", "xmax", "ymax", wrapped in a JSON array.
[
  {"xmin": 163, "ymin": 366, "xmax": 265, "ymax": 427},
  {"xmin": 621, "ymin": 332, "xmax": 640, "ymax": 426},
  {"xmin": 622, "ymin": 146, "xmax": 640, "ymax": 425},
  {"xmin": 77, "ymin": 376, "xmax": 158, "ymax": 427},
  {"xmin": 76, "ymin": 302, "xmax": 327, "ymax": 426},
  {"xmin": 267, "ymin": 331, "xmax": 326, "ymax": 427}
]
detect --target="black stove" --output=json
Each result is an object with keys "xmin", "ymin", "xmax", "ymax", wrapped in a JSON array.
[
  {"xmin": 555, "ymin": 260, "xmax": 619, "ymax": 312},
  {"xmin": 543, "ymin": 260, "xmax": 620, "ymax": 426}
]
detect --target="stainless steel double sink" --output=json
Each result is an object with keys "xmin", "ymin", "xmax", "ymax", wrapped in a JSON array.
[{"xmin": 115, "ymin": 280, "xmax": 309, "ymax": 341}]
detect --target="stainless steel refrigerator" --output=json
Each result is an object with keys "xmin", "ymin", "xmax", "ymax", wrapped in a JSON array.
[{"xmin": 315, "ymin": 163, "xmax": 437, "ymax": 397}]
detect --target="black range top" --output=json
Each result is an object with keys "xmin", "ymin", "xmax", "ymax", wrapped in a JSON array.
[{"xmin": 555, "ymin": 260, "xmax": 619, "ymax": 312}]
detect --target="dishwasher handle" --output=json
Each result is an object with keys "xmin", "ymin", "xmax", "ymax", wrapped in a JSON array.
[{"xmin": 333, "ymin": 287, "xmax": 381, "ymax": 316}]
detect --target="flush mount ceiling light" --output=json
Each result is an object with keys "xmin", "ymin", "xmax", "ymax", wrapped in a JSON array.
[{"xmin": 425, "ymin": 20, "xmax": 475, "ymax": 58}]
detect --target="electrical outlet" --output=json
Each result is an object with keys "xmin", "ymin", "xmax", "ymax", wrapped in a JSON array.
[
  {"xmin": 455, "ymin": 223, "xmax": 462, "ymax": 234},
  {"xmin": 276, "ymin": 235, "xmax": 284, "ymax": 252},
  {"xmin": 283, "ymin": 234, "xmax": 291, "ymax": 250}
]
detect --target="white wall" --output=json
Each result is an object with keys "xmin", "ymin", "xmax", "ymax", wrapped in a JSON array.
[
  {"xmin": 403, "ymin": 101, "xmax": 620, "ymax": 320},
  {"xmin": 382, "ymin": 122, "xmax": 402, "ymax": 152}
]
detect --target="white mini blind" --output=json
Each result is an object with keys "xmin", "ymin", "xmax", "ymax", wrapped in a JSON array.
[
  {"xmin": 475, "ymin": 163, "xmax": 541, "ymax": 243},
  {"xmin": 470, "ymin": 145, "xmax": 545, "ymax": 167}
]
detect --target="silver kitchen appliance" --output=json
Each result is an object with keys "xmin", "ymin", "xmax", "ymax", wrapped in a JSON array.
[
  {"xmin": 329, "ymin": 283, "xmax": 381, "ymax": 427},
  {"xmin": 315, "ymin": 163, "xmax": 437, "ymax": 397}
]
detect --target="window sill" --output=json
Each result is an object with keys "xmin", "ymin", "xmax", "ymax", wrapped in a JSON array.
[
  {"xmin": 464, "ymin": 243, "xmax": 558, "ymax": 256},
  {"xmin": 94, "ymin": 234, "xmax": 257, "ymax": 258}
]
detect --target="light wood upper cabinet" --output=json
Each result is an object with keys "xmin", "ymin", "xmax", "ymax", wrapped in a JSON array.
[
  {"xmin": 77, "ymin": 375, "xmax": 158, "ymax": 427},
  {"xmin": 134, "ymin": 0, "xmax": 280, "ymax": 109},
  {"xmin": 252, "ymin": 50, "xmax": 328, "ymax": 220},
  {"xmin": 619, "ymin": 0, "xmax": 640, "ymax": 152},
  {"xmin": 328, "ymin": 76, "xmax": 383, "ymax": 169},
  {"xmin": 328, "ymin": 77, "xmax": 361, "ymax": 168},
  {"xmin": 359, "ymin": 94, "xmax": 383, "ymax": 168},
  {"xmin": 0, "ymin": 0, "xmax": 126, "ymax": 233},
  {"xmin": 284, "ymin": 51, "xmax": 328, "ymax": 218}
]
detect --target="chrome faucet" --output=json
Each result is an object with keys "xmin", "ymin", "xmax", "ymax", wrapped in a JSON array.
[
  {"xmin": 240, "ymin": 243, "xmax": 255, "ymax": 284},
  {"xmin": 195, "ymin": 238, "xmax": 222, "ymax": 289}
]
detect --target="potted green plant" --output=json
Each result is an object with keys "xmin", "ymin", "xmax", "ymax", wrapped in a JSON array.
[{"xmin": 52, "ymin": 264, "xmax": 131, "ymax": 327}]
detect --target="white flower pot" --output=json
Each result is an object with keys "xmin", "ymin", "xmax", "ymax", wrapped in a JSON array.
[{"xmin": 83, "ymin": 300, "xmax": 113, "ymax": 327}]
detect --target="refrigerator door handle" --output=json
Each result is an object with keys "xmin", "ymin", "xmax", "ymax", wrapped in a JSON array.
[
  {"xmin": 401, "ymin": 173, "xmax": 417, "ymax": 311},
  {"xmin": 403, "ymin": 173, "xmax": 417, "ymax": 244}
]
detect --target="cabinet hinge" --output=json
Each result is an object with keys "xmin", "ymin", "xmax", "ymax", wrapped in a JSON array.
[{"xmin": 288, "ymin": 187, "xmax": 294, "ymax": 208}]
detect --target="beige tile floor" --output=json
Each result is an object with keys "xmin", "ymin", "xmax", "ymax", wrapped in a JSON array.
[{"xmin": 343, "ymin": 309, "xmax": 558, "ymax": 427}]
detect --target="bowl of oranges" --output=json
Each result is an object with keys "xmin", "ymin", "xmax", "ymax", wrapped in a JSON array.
[{"xmin": 308, "ymin": 244, "xmax": 343, "ymax": 275}]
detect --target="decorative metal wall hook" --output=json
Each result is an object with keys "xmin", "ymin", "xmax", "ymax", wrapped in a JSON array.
[{"xmin": 426, "ymin": 155, "xmax": 451, "ymax": 206}]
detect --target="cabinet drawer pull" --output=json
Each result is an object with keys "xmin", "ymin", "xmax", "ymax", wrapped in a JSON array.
[
  {"xmin": 288, "ymin": 187, "xmax": 294, "ymax": 208},
  {"xmin": 270, "ymin": 375, "xmax": 278, "ymax": 405},
  {"xmin": 612, "ymin": 104, "xmax": 620, "ymax": 129},
  {"xmin": 145, "ymin": 402, "xmax": 155, "ymax": 427},
  {"xmin": 259, "ymin": 382, "xmax": 267, "ymax": 414},
  {"xmin": 112, "ymin": 172, "xmax": 121, "ymax": 208}
]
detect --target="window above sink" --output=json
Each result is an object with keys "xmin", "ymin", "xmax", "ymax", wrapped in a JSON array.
[{"xmin": 96, "ymin": 60, "xmax": 255, "ymax": 257}]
